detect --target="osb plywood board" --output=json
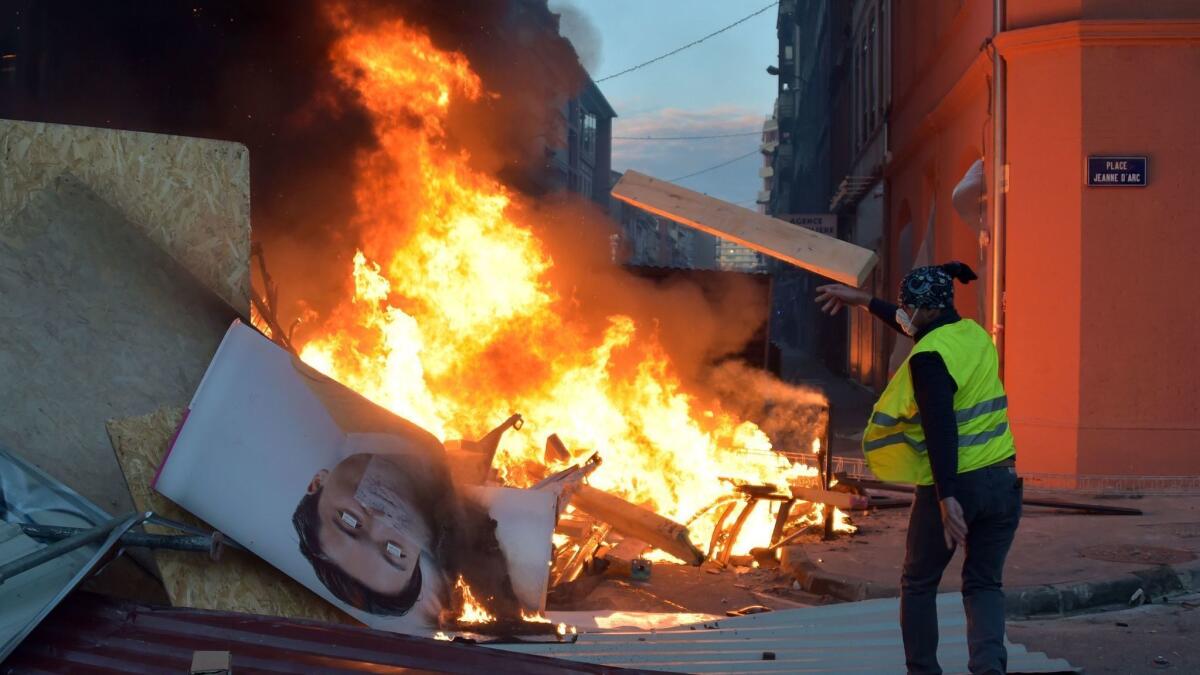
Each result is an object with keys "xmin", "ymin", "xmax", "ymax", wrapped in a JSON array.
[
  {"xmin": 613, "ymin": 170, "xmax": 878, "ymax": 286},
  {"xmin": 107, "ymin": 408, "xmax": 351, "ymax": 624},
  {"xmin": 0, "ymin": 175, "xmax": 233, "ymax": 514},
  {"xmin": 0, "ymin": 118, "xmax": 250, "ymax": 313}
]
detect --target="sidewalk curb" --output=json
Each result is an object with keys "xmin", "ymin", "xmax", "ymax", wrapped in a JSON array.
[
  {"xmin": 781, "ymin": 546, "xmax": 899, "ymax": 601},
  {"xmin": 1005, "ymin": 560, "xmax": 1200, "ymax": 617},
  {"xmin": 781, "ymin": 546, "xmax": 1200, "ymax": 617}
]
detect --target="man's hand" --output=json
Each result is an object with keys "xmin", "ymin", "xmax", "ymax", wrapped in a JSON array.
[
  {"xmin": 939, "ymin": 496, "xmax": 967, "ymax": 550},
  {"xmin": 814, "ymin": 284, "xmax": 870, "ymax": 315}
]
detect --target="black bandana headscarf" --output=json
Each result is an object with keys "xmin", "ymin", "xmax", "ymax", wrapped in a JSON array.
[{"xmin": 899, "ymin": 262, "xmax": 978, "ymax": 309}]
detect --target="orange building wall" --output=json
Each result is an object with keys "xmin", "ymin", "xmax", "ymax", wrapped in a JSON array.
[
  {"xmin": 1002, "ymin": 45, "xmax": 1084, "ymax": 476},
  {"xmin": 1008, "ymin": 0, "xmax": 1199, "ymax": 29},
  {"xmin": 887, "ymin": 0, "xmax": 993, "ymax": 317},
  {"xmin": 1007, "ymin": 0, "xmax": 1083, "ymax": 30},
  {"xmin": 1076, "ymin": 39, "xmax": 1200, "ymax": 475},
  {"xmin": 886, "ymin": 5, "xmax": 1200, "ymax": 478}
]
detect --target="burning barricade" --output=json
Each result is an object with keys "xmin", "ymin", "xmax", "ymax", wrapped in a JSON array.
[
  {"xmin": 150, "ymin": 320, "xmax": 851, "ymax": 641},
  {"xmin": 226, "ymin": 11, "xmax": 858, "ymax": 635},
  {"xmin": 0, "ymin": 9, "xmax": 865, "ymax": 650}
]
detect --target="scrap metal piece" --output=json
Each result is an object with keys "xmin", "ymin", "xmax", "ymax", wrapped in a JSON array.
[
  {"xmin": 477, "ymin": 414, "xmax": 524, "ymax": 462},
  {"xmin": 552, "ymin": 523, "xmax": 611, "ymax": 587},
  {"xmin": 544, "ymin": 434, "xmax": 570, "ymax": 464},
  {"xmin": 1, "ymin": 517, "xmax": 128, "ymax": 584},
  {"xmin": 0, "ymin": 511, "xmax": 151, "ymax": 661},
  {"xmin": 716, "ymin": 497, "xmax": 760, "ymax": 566},
  {"xmin": 767, "ymin": 521, "xmax": 820, "ymax": 553},
  {"xmin": 707, "ymin": 501, "xmax": 739, "ymax": 561},
  {"xmin": 629, "ymin": 558, "xmax": 651, "ymax": 581},
  {"xmin": 706, "ymin": 485, "xmax": 796, "ymax": 562},
  {"xmin": 19, "ymin": 524, "xmax": 231, "ymax": 561},
  {"xmin": 0, "ymin": 446, "xmax": 149, "ymax": 661},
  {"xmin": 571, "ymin": 484, "xmax": 704, "ymax": 566},
  {"xmin": 725, "ymin": 604, "xmax": 772, "ymax": 617},
  {"xmin": 769, "ymin": 499, "xmax": 795, "ymax": 548},
  {"xmin": 488, "ymin": 593, "xmax": 1078, "ymax": 673},
  {"xmin": 5, "ymin": 592, "xmax": 613, "ymax": 673},
  {"xmin": 531, "ymin": 453, "xmax": 602, "ymax": 492},
  {"xmin": 445, "ymin": 413, "xmax": 523, "ymax": 485},
  {"xmin": 820, "ymin": 409, "xmax": 836, "ymax": 541},
  {"xmin": 0, "ymin": 447, "xmax": 111, "ymax": 528},
  {"xmin": 532, "ymin": 453, "xmax": 602, "ymax": 522}
]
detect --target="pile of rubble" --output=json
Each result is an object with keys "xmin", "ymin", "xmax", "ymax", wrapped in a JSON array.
[
  {"xmin": 0, "ymin": 118, "xmax": 861, "ymax": 661},
  {"xmin": 444, "ymin": 406, "xmax": 858, "ymax": 614}
]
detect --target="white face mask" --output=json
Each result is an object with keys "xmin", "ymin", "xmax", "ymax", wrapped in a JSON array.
[{"xmin": 896, "ymin": 307, "xmax": 920, "ymax": 337}]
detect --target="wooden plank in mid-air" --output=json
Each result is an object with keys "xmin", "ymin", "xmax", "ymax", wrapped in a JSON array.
[{"xmin": 612, "ymin": 170, "xmax": 878, "ymax": 287}]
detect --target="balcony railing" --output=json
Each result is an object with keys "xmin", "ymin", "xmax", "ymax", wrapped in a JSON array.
[{"xmin": 776, "ymin": 91, "xmax": 796, "ymax": 123}]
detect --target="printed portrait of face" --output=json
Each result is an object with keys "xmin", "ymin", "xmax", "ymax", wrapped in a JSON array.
[
  {"xmin": 293, "ymin": 451, "xmax": 442, "ymax": 616},
  {"xmin": 283, "ymin": 357, "xmax": 526, "ymax": 623}
]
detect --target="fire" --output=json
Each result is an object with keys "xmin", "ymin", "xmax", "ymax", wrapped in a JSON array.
[
  {"xmin": 293, "ymin": 12, "xmax": 833, "ymax": 559},
  {"xmin": 454, "ymin": 576, "xmax": 495, "ymax": 624},
  {"xmin": 832, "ymin": 507, "xmax": 857, "ymax": 534}
]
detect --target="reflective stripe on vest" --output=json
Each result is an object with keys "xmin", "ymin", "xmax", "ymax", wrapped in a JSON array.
[
  {"xmin": 869, "ymin": 395, "xmax": 1009, "ymax": 428},
  {"xmin": 862, "ymin": 421, "xmax": 1011, "ymax": 454}
]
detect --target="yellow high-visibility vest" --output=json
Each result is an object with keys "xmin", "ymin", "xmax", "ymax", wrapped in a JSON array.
[{"xmin": 863, "ymin": 319, "xmax": 1015, "ymax": 485}]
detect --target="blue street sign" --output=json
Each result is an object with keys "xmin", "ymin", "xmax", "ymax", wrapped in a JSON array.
[{"xmin": 1087, "ymin": 156, "xmax": 1148, "ymax": 187}]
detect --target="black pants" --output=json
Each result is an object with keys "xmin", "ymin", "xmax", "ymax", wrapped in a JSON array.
[{"xmin": 900, "ymin": 464, "xmax": 1022, "ymax": 675}]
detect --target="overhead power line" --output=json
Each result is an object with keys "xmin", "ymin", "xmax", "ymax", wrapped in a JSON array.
[
  {"xmin": 596, "ymin": 1, "xmax": 779, "ymax": 83},
  {"xmin": 668, "ymin": 148, "xmax": 761, "ymax": 182},
  {"xmin": 613, "ymin": 130, "xmax": 763, "ymax": 141}
]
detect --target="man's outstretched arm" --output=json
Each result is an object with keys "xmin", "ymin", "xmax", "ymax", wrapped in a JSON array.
[{"xmin": 814, "ymin": 284, "xmax": 904, "ymax": 333}]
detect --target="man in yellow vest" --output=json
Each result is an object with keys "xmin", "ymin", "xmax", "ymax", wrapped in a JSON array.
[{"xmin": 816, "ymin": 262, "xmax": 1020, "ymax": 675}]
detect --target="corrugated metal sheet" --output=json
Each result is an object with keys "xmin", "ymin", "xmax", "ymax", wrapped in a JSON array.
[
  {"xmin": 0, "ymin": 518, "xmax": 145, "ymax": 662},
  {"xmin": 3, "ymin": 592, "xmax": 656, "ymax": 674},
  {"xmin": 491, "ymin": 594, "xmax": 1078, "ymax": 674},
  {"xmin": 0, "ymin": 447, "xmax": 146, "ymax": 662}
]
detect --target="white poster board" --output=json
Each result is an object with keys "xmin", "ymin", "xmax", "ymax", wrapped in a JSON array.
[{"xmin": 155, "ymin": 321, "xmax": 554, "ymax": 635}]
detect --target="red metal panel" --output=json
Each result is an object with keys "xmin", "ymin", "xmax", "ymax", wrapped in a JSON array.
[{"xmin": 4, "ymin": 593, "xmax": 651, "ymax": 674}]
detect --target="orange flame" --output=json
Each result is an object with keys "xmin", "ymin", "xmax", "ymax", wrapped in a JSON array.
[
  {"xmin": 521, "ymin": 610, "xmax": 552, "ymax": 624},
  {"xmin": 832, "ymin": 507, "xmax": 857, "ymax": 534},
  {"xmin": 454, "ymin": 576, "xmax": 495, "ymax": 624},
  {"xmin": 295, "ymin": 13, "xmax": 833, "ymax": 559}
]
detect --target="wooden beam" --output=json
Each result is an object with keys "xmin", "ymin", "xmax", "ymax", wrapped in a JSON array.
[
  {"xmin": 572, "ymin": 484, "xmax": 705, "ymax": 565},
  {"xmin": 789, "ymin": 485, "xmax": 871, "ymax": 510},
  {"xmin": 612, "ymin": 171, "xmax": 878, "ymax": 287}
]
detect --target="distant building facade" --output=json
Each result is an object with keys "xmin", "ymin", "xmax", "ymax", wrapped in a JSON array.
[
  {"xmin": 492, "ymin": 0, "xmax": 617, "ymax": 209},
  {"xmin": 702, "ymin": 115, "xmax": 777, "ymax": 274},
  {"xmin": 541, "ymin": 77, "xmax": 615, "ymax": 208},
  {"xmin": 715, "ymin": 240, "xmax": 766, "ymax": 273},
  {"xmin": 609, "ymin": 171, "xmax": 717, "ymax": 269},
  {"xmin": 756, "ymin": 116, "xmax": 778, "ymax": 214},
  {"xmin": 767, "ymin": 0, "xmax": 858, "ymax": 375}
]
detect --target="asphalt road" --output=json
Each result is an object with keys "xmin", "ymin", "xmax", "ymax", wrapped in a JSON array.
[{"xmin": 1008, "ymin": 593, "xmax": 1200, "ymax": 674}]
